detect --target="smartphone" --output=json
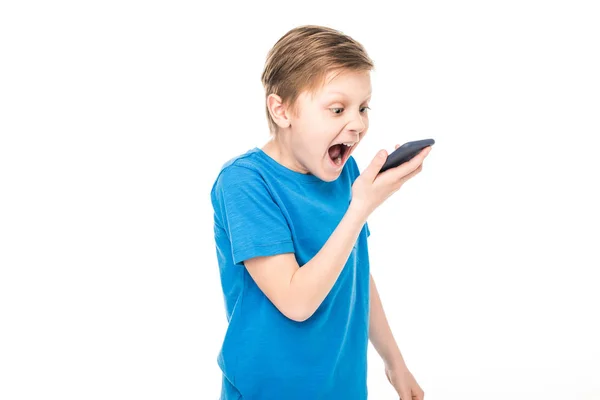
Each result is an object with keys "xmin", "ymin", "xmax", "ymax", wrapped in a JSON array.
[{"xmin": 378, "ymin": 139, "xmax": 435, "ymax": 174}]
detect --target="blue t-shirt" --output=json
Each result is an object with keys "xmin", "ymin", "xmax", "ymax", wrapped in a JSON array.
[{"xmin": 211, "ymin": 147, "xmax": 371, "ymax": 399}]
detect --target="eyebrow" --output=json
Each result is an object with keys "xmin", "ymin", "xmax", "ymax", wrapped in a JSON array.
[{"xmin": 326, "ymin": 91, "xmax": 372, "ymax": 101}]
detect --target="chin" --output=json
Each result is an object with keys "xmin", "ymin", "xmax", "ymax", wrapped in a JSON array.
[{"xmin": 320, "ymin": 157, "xmax": 347, "ymax": 181}]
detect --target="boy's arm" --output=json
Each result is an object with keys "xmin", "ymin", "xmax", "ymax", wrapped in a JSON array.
[
  {"xmin": 369, "ymin": 272, "xmax": 408, "ymax": 371},
  {"xmin": 244, "ymin": 203, "xmax": 367, "ymax": 322}
]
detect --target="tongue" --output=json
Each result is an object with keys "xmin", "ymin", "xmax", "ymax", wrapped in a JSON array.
[{"xmin": 328, "ymin": 144, "xmax": 342, "ymax": 160}]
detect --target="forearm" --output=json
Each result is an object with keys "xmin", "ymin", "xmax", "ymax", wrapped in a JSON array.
[
  {"xmin": 289, "ymin": 203, "xmax": 367, "ymax": 319},
  {"xmin": 369, "ymin": 273, "xmax": 407, "ymax": 370}
]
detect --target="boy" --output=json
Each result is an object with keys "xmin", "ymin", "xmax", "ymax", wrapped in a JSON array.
[{"xmin": 211, "ymin": 25, "xmax": 430, "ymax": 399}]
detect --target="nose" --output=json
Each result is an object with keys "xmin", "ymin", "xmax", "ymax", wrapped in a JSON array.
[{"xmin": 346, "ymin": 110, "xmax": 367, "ymax": 137}]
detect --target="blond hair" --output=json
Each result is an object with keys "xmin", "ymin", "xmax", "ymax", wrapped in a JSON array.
[{"xmin": 261, "ymin": 25, "xmax": 375, "ymax": 136}]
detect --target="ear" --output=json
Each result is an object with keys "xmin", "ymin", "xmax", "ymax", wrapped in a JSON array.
[{"xmin": 267, "ymin": 93, "xmax": 294, "ymax": 129}]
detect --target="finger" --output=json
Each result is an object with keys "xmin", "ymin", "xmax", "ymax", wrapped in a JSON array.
[
  {"xmin": 394, "ymin": 146, "xmax": 431, "ymax": 176},
  {"xmin": 417, "ymin": 387, "xmax": 425, "ymax": 400},
  {"xmin": 405, "ymin": 146, "xmax": 431, "ymax": 171},
  {"xmin": 376, "ymin": 145, "xmax": 430, "ymax": 182},
  {"xmin": 398, "ymin": 164, "xmax": 423, "ymax": 185},
  {"xmin": 364, "ymin": 149, "xmax": 388, "ymax": 182},
  {"xmin": 400, "ymin": 390, "xmax": 412, "ymax": 400},
  {"xmin": 420, "ymin": 145, "xmax": 432, "ymax": 158},
  {"xmin": 413, "ymin": 146, "xmax": 431, "ymax": 163}
]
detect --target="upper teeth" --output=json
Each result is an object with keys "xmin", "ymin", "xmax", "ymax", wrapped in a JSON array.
[{"xmin": 342, "ymin": 142, "xmax": 354, "ymax": 147}]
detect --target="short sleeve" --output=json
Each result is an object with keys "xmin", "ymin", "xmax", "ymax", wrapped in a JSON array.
[{"xmin": 212, "ymin": 165, "xmax": 295, "ymax": 265}]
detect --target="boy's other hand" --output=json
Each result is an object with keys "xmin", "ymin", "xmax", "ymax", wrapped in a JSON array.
[{"xmin": 350, "ymin": 144, "xmax": 431, "ymax": 220}]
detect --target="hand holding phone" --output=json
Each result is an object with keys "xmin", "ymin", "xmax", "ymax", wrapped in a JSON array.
[
  {"xmin": 379, "ymin": 138, "xmax": 435, "ymax": 174},
  {"xmin": 350, "ymin": 138, "xmax": 434, "ymax": 220}
]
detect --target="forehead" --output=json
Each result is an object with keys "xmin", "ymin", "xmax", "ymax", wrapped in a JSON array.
[
  {"xmin": 323, "ymin": 90, "xmax": 372, "ymax": 100},
  {"xmin": 316, "ymin": 70, "xmax": 372, "ymax": 100}
]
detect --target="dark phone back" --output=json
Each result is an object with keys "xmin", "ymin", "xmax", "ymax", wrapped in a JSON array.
[{"xmin": 379, "ymin": 139, "xmax": 435, "ymax": 173}]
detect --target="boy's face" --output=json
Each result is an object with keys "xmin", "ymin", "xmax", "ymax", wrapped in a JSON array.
[{"xmin": 271, "ymin": 69, "xmax": 371, "ymax": 182}]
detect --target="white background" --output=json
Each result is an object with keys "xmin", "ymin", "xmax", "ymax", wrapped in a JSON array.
[{"xmin": 1, "ymin": 1, "xmax": 599, "ymax": 399}]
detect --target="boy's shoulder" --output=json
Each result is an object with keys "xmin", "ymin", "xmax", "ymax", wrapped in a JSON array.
[
  {"xmin": 219, "ymin": 147, "xmax": 262, "ymax": 172},
  {"xmin": 211, "ymin": 148, "xmax": 264, "ymax": 194}
]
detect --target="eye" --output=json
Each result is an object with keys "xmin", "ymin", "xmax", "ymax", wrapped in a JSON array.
[{"xmin": 330, "ymin": 107, "xmax": 371, "ymax": 115}]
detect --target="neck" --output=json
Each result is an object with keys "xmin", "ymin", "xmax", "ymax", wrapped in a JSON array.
[{"xmin": 261, "ymin": 133, "xmax": 309, "ymax": 175}]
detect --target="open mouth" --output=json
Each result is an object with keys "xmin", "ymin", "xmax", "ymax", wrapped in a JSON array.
[{"xmin": 327, "ymin": 143, "xmax": 354, "ymax": 167}]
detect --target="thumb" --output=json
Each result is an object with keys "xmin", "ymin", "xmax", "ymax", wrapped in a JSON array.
[{"xmin": 363, "ymin": 149, "xmax": 388, "ymax": 181}]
